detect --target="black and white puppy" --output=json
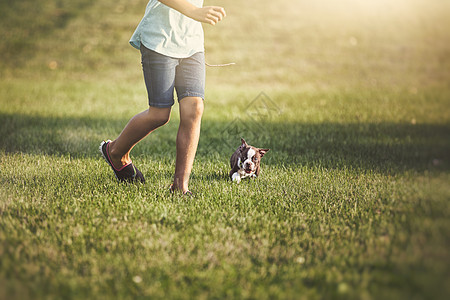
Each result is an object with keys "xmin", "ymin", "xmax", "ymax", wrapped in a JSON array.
[{"xmin": 229, "ymin": 138, "xmax": 270, "ymax": 183}]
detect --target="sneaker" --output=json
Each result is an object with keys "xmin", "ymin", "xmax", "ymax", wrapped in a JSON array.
[{"xmin": 99, "ymin": 140, "xmax": 145, "ymax": 183}]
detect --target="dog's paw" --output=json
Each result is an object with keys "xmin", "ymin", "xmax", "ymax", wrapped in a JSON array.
[{"xmin": 231, "ymin": 172, "xmax": 241, "ymax": 183}]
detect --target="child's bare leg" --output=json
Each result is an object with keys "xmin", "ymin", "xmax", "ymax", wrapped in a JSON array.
[
  {"xmin": 108, "ymin": 107, "xmax": 171, "ymax": 169},
  {"xmin": 172, "ymin": 97, "xmax": 204, "ymax": 192}
]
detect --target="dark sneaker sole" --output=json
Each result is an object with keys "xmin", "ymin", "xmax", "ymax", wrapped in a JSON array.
[{"xmin": 99, "ymin": 140, "xmax": 145, "ymax": 183}]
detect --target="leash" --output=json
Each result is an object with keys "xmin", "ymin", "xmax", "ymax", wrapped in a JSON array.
[{"xmin": 205, "ymin": 62, "xmax": 236, "ymax": 67}]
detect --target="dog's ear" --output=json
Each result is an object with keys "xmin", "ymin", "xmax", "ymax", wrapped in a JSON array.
[
  {"xmin": 240, "ymin": 138, "xmax": 248, "ymax": 147},
  {"xmin": 259, "ymin": 148, "xmax": 270, "ymax": 157},
  {"xmin": 239, "ymin": 138, "xmax": 248, "ymax": 151}
]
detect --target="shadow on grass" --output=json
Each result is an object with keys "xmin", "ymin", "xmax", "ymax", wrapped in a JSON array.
[
  {"xmin": 1, "ymin": 112, "xmax": 449, "ymax": 174},
  {"xmin": 199, "ymin": 119, "xmax": 450, "ymax": 174}
]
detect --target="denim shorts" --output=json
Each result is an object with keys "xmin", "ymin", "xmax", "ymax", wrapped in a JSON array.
[{"xmin": 140, "ymin": 45, "xmax": 205, "ymax": 108}]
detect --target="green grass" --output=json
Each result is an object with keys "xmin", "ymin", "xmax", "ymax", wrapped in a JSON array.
[{"xmin": 1, "ymin": 0, "xmax": 449, "ymax": 299}]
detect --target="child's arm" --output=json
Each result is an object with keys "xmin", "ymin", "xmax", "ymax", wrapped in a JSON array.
[{"xmin": 158, "ymin": 0, "xmax": 226, "ymax": 25}]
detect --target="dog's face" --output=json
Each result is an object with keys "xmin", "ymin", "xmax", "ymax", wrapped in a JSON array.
[{"xmin": 237, "ymin": 139, "xmax": 269, "ymax": 175}]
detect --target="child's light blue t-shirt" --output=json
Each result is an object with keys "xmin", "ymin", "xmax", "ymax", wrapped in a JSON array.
[{"xmin": 129, "ymin": 0, "xmax": 204, "ymax": 58}]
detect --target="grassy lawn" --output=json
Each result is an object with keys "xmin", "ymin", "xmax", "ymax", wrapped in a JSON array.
[{"xmin": 1, "ymin": 0, "xmax": 449, "ymax": 299}]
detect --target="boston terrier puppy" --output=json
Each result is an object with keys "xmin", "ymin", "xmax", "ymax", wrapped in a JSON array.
[{"xmin": 229, "ymin": 138, "xmax": 270, "ymax": 183}]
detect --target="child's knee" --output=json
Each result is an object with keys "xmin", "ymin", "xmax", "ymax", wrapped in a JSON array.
[
  {"xmin": 147, "ymin": 107, "xmax": 171, "ymax": 127},
  {"xmin": 180, "ymin": 97, "xmax": 204, "ymax": 122}
]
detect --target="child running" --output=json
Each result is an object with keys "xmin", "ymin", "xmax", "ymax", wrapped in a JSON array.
[{"xmin": 100, "ymin": 0, "xmax": 226, "ymax": 195}]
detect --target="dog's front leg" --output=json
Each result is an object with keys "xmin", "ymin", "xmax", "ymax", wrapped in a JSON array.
[{"xmin": 231, "ymin": 172, "xmax": 241, "ymax": 183}]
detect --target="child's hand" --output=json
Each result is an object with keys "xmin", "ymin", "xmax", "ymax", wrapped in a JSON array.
[
  {"xmin": 190, "ymin": 6, "xmax": 226, "ymax": 25},
  {"xmin": 158, "ymin": 1, "xmax": 226, "ymax": 25}
]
